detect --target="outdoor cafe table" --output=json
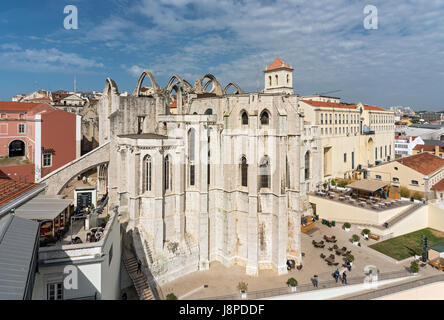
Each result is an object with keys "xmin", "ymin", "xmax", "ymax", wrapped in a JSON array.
[{"xmin": 325, "ymin": 256, "xmax": 335, "ymax": 264}]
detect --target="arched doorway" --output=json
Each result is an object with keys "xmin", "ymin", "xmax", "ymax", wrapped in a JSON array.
[{"xmin": 9, "ymin": 140, "xmax": 25, "ymax": 157}]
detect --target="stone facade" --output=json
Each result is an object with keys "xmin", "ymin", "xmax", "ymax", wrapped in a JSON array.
[{"xmin": 97, "ymin": 60, "xmax": 322, "ymax": 284}]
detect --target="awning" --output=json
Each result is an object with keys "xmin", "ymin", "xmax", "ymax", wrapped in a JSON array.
[
  {"xmin": 14, "ymin": 196, "xmax": 73, "ymax": 221},
  {"xmin": 346, "ymin": 180, "xmax": 388, "ymax": 193},
  {"xmin": 0, "ymin": 214, "xmax": 39, "ymax": 299}
]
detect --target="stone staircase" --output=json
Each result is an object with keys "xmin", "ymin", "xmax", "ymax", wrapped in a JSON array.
[
  {"xmin": 143, "ymin": 239, "xmax": 154, "ymax": 264},
  {"xmin": 122, "ymin": 248, "xmax": 154, "ymax": 300},
  {"xmin": 384, "ymin": 202, "xmax": 424, "ymax": 228},
  {"xmin": 332, "ymin": 202, "xmax": 424, "ymax": 232}
]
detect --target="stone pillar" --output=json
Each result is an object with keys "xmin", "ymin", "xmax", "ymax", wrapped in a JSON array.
[
  {"xmin": 275, "ymin": 137, "xmax": 288, "ymax": 275},
  {"xmin": 208, "ymin": 127, "xmax": 217, "ymax": 261},
  {"xmin": 128, "ymin": 150, "xmax": 140, "ymax": 225},
  {"xmin": 199, "ymin": 125, "xmax": 210, "ymax": 270},
  {"xmin": 246, "ymin": 115, "xmax": 259, "ymax": 276},
  {"xmin": 108, "ymin": 142, "xmax": 119, "ymax": 206},
  {"xmin": 97, "ymin": 165, "xmax": 102, "ymax": 194},
  {"xmin": 175, "ymin": 147, "xmax": 186, "ymax": 242},
  {"xmin": 153, "ymin": 149, "xmax": 165, "ymax": 252},
  {"xmin": 287, "ymin": 135, "xmax": 302, "ymax": 264}
]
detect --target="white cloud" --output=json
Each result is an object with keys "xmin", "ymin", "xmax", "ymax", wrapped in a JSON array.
[
  {"xmin": 124, "ymin": 64, "xmax": 146, "ymax": 77},
  {"xmin": 10, "ymin": 0, "xmax": 444, "ymax": 107},
  {"xmin": 0, "ymin": 47, "xmax": 104, "ymax": 73}
]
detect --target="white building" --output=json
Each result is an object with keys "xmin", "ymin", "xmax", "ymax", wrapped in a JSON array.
[
  {"xmin": 395, "ymin": 135, "xmax": 424, "ymax": 157},
  {"xmin": 31, "ymin": 205, "xmax": 121, "ymax": 300}
]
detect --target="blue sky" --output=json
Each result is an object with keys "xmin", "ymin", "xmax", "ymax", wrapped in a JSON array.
[{"xmin": 0, "ymin": 0, "xmax": 443, "ymax": 110}]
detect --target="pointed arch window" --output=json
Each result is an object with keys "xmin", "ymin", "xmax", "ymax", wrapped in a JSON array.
[
  {"xmin": 143, "ymin": 155, "xmax": 152, "ymax": 192},
  {"xmin": 207, "ymin": 132, "xmax": 211, "ymax": 185},
  {"xmin": 304, "ymin": 151, "xmax": 310, "ymax": 181},
  {"xmin": 260, "ymin": 110, "xmax": 270, "ymax": 125},
  {"xmin": 188, "ymin": 128, "xmax": 196, "ymax": 186},
  {"xmin": 241, "ymin": 111, "xmax": 248, "ymax": 125},
  {"xmin": 241, "ymin": 156, "xmax": 248, "ymax": 187},
  {"xmin": 259, "ymin": 156, "xmax": 271, "ymax": 189},
  {"xmin": 164, "ymin": 155, "xmax": 170, "ymax": 191}
]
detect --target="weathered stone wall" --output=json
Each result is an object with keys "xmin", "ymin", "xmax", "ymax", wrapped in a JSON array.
[{"xmin": 94, "ymin": 71, "xmax": 323, "ymax": 284}]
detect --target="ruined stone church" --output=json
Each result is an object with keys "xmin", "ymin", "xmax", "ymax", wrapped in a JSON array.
[{"xmin": 98, "ymin": 57, "xmax": 322, "ymax": 284}]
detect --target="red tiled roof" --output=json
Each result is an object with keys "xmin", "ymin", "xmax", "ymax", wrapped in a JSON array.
[
  {"xmin": 0, "ymin": 169, "xmax": 39, "ymax": 208},
  {"xmin": 169, "ymin": 100, "xmax": 177, "ymax": 108},
  {"xmin": 413, "ymin": 144, "xmax": 444, "ymax": 152},
  {"xmin": 0, "ymin": 169, "xmax": 10, "ymax": 180},
  {"xmin": 397, "ymin": 152, "xmax": 444, "ymax": 175},
  {"xmin": 0, "ymin": 101, "xmax": 47, "ymax": 112},
  {"xmin": 51, "ymin": 92, "xmax": 70, "ymax": 101},
  {"xmin": 265, "ymin": 57, "xmax": 293, "ymax": 71},
  {"xmin": 301, "ymin": 100, "xmax": 357, "ymax": 109},
  {"xmin": 432, "ymin": 178, "xmax": 444, "ymax": 191},
  {"xmin": 29, "ymin": 97, "xmax": 51, "ymax": 101},
  {"xmin": 364, "ymin": 105, "xmax": 386, "ymax": 111}
]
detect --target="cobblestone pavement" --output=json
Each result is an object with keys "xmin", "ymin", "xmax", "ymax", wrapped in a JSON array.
[{"xmin": 161, "ymin": 223, "xmax": 442, "ymax": 299}]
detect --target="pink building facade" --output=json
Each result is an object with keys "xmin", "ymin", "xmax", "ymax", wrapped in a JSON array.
[{"xmin": 0, "ymin": 102, "xmax": 81, "ymax": 182}]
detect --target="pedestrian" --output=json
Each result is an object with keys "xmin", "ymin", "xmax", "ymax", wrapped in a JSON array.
[
  {"xmin": 137, "ymin": 259, "xmax": 142, "ymax": 274},
  {"xmin": 334, "ymin": 269, "xmax": 340, "ymax": 283},
  {"xmin": 312, "ymin": 275, "xmax": 318, "ymax": 288},
  {"xmin": 342, "ymin": 271, "xmax": 347, "ymax": 284}
]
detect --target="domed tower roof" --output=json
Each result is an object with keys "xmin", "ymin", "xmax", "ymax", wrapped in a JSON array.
[{"xmin": 264, "ymin": 57, "xmax": 294, "ymax": 72}]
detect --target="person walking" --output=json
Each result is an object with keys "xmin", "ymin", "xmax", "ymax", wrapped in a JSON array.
[
  {"xmin": 334, "ymin": 269, "xmax": 340, "ymax": 283},
  {"xmin": 137, "ymin": 259, "xmax": 142, "ymax": 274},
  {"xmin": 342, "ymin": 271, "xmax": 347, "ymax": 284},
  {"xmin": 312, "ymin": 275, "xmax": 318, "ymax": 288}
]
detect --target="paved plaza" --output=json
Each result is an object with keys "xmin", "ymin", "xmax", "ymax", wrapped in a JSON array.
[{"xmin": 160, "ymin": 222, "xmax": 439, "ymax": 299}]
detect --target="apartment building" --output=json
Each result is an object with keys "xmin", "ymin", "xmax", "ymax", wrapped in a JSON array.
[
  {"xmin": 369, "ymin": 152, "xmax": 444, "ymax": 199},
  {"xmin": 0, "ymin": 102, "xmax": 81, "ymax": 182},
  {"xmin": 395, "ymin": 135, "xmax": 424, "ymax": 157},
  {"xmin": 300, "ymin": 98, "xmax": 395, "ymax": 179}
]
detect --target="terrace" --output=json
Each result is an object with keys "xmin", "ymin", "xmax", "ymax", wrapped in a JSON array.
[
  {"xmin": 160, "ymin": 222, "xmax": 422, "ymax": 300},
  {"xmin": 14, "ymin": 195, "xmax": 73, "ymax": 244},
  {"xmin": 312, "ymin": 180, "xmax": 411, "ymax": 212},
  {"xmin": 58, "ymin": 193, "xmax": 110, "ymax": 247},
  {"xmin": 14, "ymin": 194, "xmax": 110, "ymax": 248}
]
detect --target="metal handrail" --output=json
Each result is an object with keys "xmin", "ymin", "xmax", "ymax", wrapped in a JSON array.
[
  {"xmin": 201, "ymin": 270, "xmax": 411, "ymax": 300},
  {"xmin": 344, "ymin": 274, "xmax": 444, "ymax": 300}
]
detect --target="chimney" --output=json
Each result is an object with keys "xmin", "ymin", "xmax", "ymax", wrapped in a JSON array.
[{"xmin": 436, "ymin": 145, "xmax": 439, "ymax": 156}]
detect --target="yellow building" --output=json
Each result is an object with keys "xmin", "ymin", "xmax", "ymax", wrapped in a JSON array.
[
  {"xmin": 398, "ymin": 119, "xmax": 412, "ymax": 126},
  {"xmin": 368, "ymin": 152, "xmax": 444, "ymax": 199},
  {"xmin": 300, "ymin": 98, "xmax": 395, "ymax": 180}
]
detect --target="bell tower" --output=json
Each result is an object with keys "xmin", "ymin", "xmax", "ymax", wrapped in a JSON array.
[{"xmin": 263, "ymin": 57, "xmax": 294, "ymax": 94}]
